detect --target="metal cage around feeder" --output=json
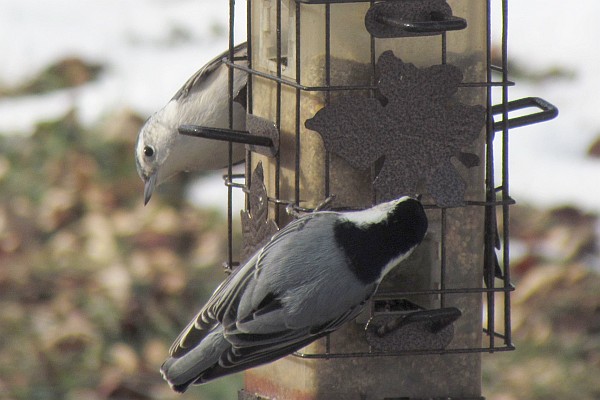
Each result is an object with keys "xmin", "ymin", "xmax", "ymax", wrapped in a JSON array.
[{"xmin": 178, "ymin": 0, "xmax": 557, "ymax": 398}]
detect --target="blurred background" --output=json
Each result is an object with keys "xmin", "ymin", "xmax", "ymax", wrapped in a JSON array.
[{"xmin": 0, "ymin": 0, "xmax": 598, "ymax": 399}]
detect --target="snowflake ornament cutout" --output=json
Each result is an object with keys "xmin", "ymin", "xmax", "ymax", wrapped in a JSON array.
[{"xmin": 305, "ymin": 51, "xmax": 486, "ymax": 207}]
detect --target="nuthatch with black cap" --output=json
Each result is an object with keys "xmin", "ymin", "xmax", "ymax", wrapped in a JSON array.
[{"xmin": 161, "ymin": 196, "xmax": 428, "ymax": 392}]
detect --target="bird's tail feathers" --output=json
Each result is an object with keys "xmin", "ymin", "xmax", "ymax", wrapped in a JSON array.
[{"xmin": 160, "ymin": 327, "xmax": 230, "ymax": 393}]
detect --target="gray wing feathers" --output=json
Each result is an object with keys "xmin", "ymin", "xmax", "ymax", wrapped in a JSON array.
[
  {"xmin": 169, "ymin": 251, "xmax": 261, "ymax": 355},
  {"xmin": 162, "ymin": 212, "xmax": 373, "ymax": 388},
  {"xmin": 171, "ymin": 42, "xmax": 247, "ymax": 102}
]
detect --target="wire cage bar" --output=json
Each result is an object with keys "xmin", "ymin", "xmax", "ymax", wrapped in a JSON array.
[
  {"xmin": 249, "ymin": 0, "xmax": 474, "ymax": 355},
  {"xmin": 185, "ymin": 0, "xmax": 556, "ymax": 382}
]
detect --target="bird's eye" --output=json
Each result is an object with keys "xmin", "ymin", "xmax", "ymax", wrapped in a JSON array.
[{"xmin": 143, "ymin": 146, "xmax": 155, "ymax": 158}]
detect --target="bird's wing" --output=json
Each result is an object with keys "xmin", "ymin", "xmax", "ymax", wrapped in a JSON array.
[
  {"xmin": 168, "ymin": 250, "xmax": 259, "ymax": 357},
  {"xmin": 170, "ymin": 212, "xmax": 356, "ymax": 357},
  {"xmin": 191, "ymin": 301, "xmax": 367, "ymax": 384},
  {"xmin": 167, "ymin": 211, "xmax": 377, "ymax": 384},
  {"xmin": 168, "ymin": 213, "xmax": 326, "ymax": 357},
  {"xmin": 171, "ymin": 42, "xmax": 248, "ymax": 102},
  {"xmin": 210, "ymin": 212, "xmax": 341, "ymax": 321}
]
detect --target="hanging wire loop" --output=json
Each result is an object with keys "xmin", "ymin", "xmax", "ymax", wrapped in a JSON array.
[{"xmin": 492, "ymin": 97, "xmax": 558, "ymax": 132}]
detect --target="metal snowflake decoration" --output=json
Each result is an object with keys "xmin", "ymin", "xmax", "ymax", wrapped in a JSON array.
[{"xmin": 305, "ymin": 51, "xmax": 486, "ymax": 207}]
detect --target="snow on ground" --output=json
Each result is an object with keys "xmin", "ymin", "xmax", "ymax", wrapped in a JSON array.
[
  {"xmin": 494, "ymin": 0, "xmax": 600, "ymax": 211},
  {"xmin": 0, "ymin": 0, "xmax": 598, "ymax": 212},
  {"xmin": 0, "ymin": 0, "xmax": 247, "ymax": 131}
]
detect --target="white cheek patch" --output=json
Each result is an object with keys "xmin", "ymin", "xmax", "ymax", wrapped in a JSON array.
[{"xmin": 378, "ymin": 247, "xmax": 415, "ymax": 283}]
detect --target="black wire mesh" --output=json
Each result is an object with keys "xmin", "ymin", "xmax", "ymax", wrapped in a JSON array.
[{"xmin": 189, "ymin": 0, "xmax": 554, "ymax": 361}]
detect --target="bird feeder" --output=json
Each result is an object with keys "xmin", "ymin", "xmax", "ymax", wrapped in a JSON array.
[{"xmin": 179, "ymin": 0, "xmax": 558, "ymax": 398}]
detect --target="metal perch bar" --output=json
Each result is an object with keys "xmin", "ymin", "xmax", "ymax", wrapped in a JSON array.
[
  {"xmin": 178, "ymin": 125, "xmax": 274, "ymax": 147},
  {"xmin": 374, "ymin": 11, "xmax": 467, "ymax": 34}
]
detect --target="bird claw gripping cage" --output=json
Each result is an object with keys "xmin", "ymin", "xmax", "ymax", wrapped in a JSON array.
[{"xmin": 180, "ymin": 0, "xmax": 557, "ymax": 398}]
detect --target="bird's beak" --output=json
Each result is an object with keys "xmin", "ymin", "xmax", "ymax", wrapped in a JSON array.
[{"xmin": 144, "ymin": 172, "xmax": 158, "ymax": 205}]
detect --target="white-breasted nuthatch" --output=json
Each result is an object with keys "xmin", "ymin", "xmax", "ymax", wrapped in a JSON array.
[
  {"xmin": 160, "ymin": 196, "xmax": 428, "ymax": 392},
  {"xmin": 135, "ymin": 43, "xmax": 247, "ymax": 204}
]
